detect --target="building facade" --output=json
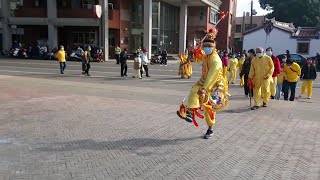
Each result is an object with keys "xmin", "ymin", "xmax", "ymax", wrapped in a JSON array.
[
  {"xmin": 215, "ymin": 0, "xmax": 237, "ymax": 51},
  {"xmin": 243, "ymin": 18, "xmax": 320, "ymax": 57},
  {"xmin": 1, "ymin": 0, "xmax": 223, "ymax": 60}
]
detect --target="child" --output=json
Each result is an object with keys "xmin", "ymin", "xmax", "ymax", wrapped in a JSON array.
[
  {"xmin": 132, "ymin": 52, "xmax": 142, "ymax": 79},
  {"xmin": 299, "ymin": 58, "xmax": 317, "ymax": 99},
  {"xmin": 276, "ymin": 63, "xmax": 285, "ymax": 100}
]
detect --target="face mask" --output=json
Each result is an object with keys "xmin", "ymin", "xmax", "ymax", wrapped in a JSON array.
[
  {"xmin": 61, "ymin": 48, "xmax": 64, "ymax": 50},
  {"xmin": 203, "ymin": 47, "xmax": 213, "ymax": 55},
  {"xmin": 256, "ymin": 53, "xmax": 263, "ymax": 58},
  {"xmin": 266, "ymin": 51, "xmax": 272, "ymax": 56}
]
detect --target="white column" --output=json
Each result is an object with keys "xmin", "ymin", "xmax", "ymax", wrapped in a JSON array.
[
  {"xmin": 179, "ymin": 3, "xmax": 188, "ymax": 54},
  {"xmin": 47, "ymin": 0, "xmax": 58, "ymax": 51},
  {"xmin": 1, "ymin": 0, "xmax": 11, "ymax": 52},
  {"xmin": 143, "ymin": 0, "xmax": 152, "ymax": 59},
  {"xmin": 100, "ymin": 0, "xmax": 109, "ymax": 61}
]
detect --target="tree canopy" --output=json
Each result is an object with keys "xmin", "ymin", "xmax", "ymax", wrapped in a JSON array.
[{"xmin": 259, "ymin": 0, "xmax": 320, "ymax": 27}]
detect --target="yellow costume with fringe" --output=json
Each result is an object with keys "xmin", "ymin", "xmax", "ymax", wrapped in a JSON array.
[
  {"xmin": 178, "ymin": 53, "xmax": 192, "ymax": 79},
  {"xmin": 238, "ymin": 58, "xmax": 245, "ymax": 86}
]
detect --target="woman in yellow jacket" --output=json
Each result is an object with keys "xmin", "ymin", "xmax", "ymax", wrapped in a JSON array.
[
  {"xmin": 283, "ymin": 59, "xmax": 301, "ymax": 101},
  {"xmin": 238, "ymin": 53, "xmax": 245, "ymax": 86},
  {"xmin": 228, "ymin": 54, "xmax": 238, "ymax": 84},
  {"xmin": 57, "ymin": 45, "xmax": 67, "ymax": 74}
]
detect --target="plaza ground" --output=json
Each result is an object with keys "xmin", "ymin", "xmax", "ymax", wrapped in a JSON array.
[{"xmin": 0, "ymin": 58, "xmax": 319, "ymax": 180}]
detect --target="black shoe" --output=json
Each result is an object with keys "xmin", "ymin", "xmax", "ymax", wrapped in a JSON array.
[
  {"xmin": 132, "ymin": 76, "xmax": 136, "ymax": 78},
  {"xmin": 262, "ymin": 102, "xmax": 267, "ymax": 107},
  {"xmin": 146, "ymin": 75, "xmax": 150, "ymax": 77},
  {"xmin": 82, "ymin": 71, "xmax": 85, "ymax": 74},
  {"xmin": 86, "ymin": 74, "xmax": 91, "ymax": 76},
  {"xmin": 176, "ymin": 111, "xmax": 193, "ymax": 123},
  {"xmin": 270, "ymin": 96, "xmax": 275, "ymax": 99},
  {"xmin": 203, "ymin": 129, "xmax": 214, "ymax": 139},
  {"xmin": 251, "ymin": 106, "xmax": 260, "ymax": 110}
]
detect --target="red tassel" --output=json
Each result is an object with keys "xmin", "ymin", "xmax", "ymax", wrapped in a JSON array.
[
  {"xmin": 192, "ymin": 111, "xmax": 199, "ymax": 127},
  {"xmin": 206, "ymin": 107, "xmax": 214, "ymax": 120},
  {"xmin": 195, "ymin": 110, "xmax": 204, "ymax": 119}
]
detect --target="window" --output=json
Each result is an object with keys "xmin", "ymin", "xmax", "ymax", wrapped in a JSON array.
[
  {"xmin": 236, "ymin": 25, "xmax": 242, "ymax": 33},
  {"xmin": 209, "ymin": 8, "xmax": 218, "ymax": 24},
  {"xmin": 297, "ymin": 42, "xmax": 310, "ymax": 54},
  {"xmin": 34, "ymin": 0, "xmax": 47, "ymax": 7},
  {"xmin": 72, "ymin": 31, "xmax": 96, "ymax": 45},
  {"xmin": 245, "ymin": 24, "xmax": 257, "ymax": 31}
]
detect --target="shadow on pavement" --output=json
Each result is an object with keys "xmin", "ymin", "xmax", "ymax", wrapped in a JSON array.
[{"xmin": 37, "ymin": 137, "xmax": 197, "ymax": 155}]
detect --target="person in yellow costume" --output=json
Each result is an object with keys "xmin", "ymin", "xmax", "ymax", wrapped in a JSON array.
[
  {"xmin": 249, "ymin": 47, "xmax": 274, "ymax": 110},
  {"xmin": 177, "ymin": 29, "xmax": 228, "ymax": 139},
  {"xmin": 178, "ymin": 49, "xmax": 192, "ymax": 79},
  {"xmin": 238, "ymin": 53, "xmax": 245, "ymax": 86},
  {"xmin": 228, "ymin": 54, "xmax": 238, "ymax": 84},
  {"xmin": 57, "ymin": 45, "xmax": 67, "ymax": 74}
]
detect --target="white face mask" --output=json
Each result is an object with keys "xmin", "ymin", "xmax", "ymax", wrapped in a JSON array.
[{"xmin": 61, "ymin": 48, "xmax": 64, "ymax": 50}]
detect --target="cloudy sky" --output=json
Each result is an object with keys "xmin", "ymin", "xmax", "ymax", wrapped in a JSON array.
[{"xmin": 236, "ymin": 0, "xmax": 271, "ymax": 17}]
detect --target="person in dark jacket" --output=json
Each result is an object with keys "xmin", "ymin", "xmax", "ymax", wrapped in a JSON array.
[
  {"xmin": 240, "ymin": 49, "xmax": 255, "ymax": 97},
  {"xmin": 161, "ymin": 49, "xmax": 168, "ymax": 66},
  {"xmin": 120, "ymin": 48, "xmax": 129, "ymax": 77},
  {"xmin": 299, "ymin": 58, "xmax": 317, "ymax": 99}
]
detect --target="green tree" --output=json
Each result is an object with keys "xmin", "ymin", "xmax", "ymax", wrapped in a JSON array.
[{"xmin": 259, "ymin": 0, "xmax": 320, "ymax": 26}]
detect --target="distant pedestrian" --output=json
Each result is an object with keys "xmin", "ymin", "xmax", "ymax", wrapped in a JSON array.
[
  {"xmin": 161, "ymin": 49, "xmax": 168, "ymax": 66},
  {"xmin": 238, "ymin": 53, "xmax": 245, "ymax": 86},
  {"xmin": 283, "ymin": 59, "xmax": 301, "ymax": 101},
  {"xmin": 299, "ymin": 58, "xmax": 317, "ymax": 99},
  {"xmin": 286, "ymin": 50, "xmax": 291, "ymax": 60},
  {"xmin": 83, "ymin": 46, "xmax": 92, "ymax": 76},
  {"xmin": 222, "ymin": 51, "xmax": 229, "ymax": 79},
  {"xmin": 120, "ymin": 48, "xmax": 129, "ymax": 77},
  {"xmin": 141, "ymin": 48, "xmax": 150, "ymax": 77},
  {"xmin": 132, "ymin": 53, "xmax": 142, "ymax": 79},
  {"xmin": 228, "ymin": 54, "xmax": 238, "ymax": 84},
  {"xmin": 266, "ymin": 47, "xmax": 281, "ymax": 99},
  {"xmin": 57, "ymin": 45, "xmax": 67, "ymax": 74},
  {"xmin": 115, "ymin": 45, "xmax": 121, "ymax": 64}
]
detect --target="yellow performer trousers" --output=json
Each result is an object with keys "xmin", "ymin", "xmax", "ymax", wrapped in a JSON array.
[
  {"xmin": 240, "ymin": 76, "xmax": 244, "ymax": 86},
  {"xmin": 301, "ymin": 80, "xmax": 313, "ymax": 97},
  {"xmin": 223, "ymin": 67, "xmax": 228, "ymax": 79},
  {"xmin": 253, "ymin": 84, "xmax": 271, "ymax": 106},
  {"xmin": 188, "ymin": 84, "xmax": 215, "ymax": 127},
  {"xmin": 228, "ymin": 69, "xmax": 237, "ymax": 83},
  {"xmin": 270, "ymin": 77, "xmax": 277, "ymax": 97}
]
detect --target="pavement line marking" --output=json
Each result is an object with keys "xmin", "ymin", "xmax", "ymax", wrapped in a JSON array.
[
  {"xmin": 0, "ymin": 65, "xmax": 202, "ymax": 78},
  {"xmin": 0, "ymin": 69, "xmax": 197, "ymax": 84},
  {"xmin": 0, "ymin": 60, "xmax": 203, "ymax": 73}
]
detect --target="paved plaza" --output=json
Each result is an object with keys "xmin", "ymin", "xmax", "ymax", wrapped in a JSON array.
[{"xmin": 0, "ymin": 58, "xmax": 319, "ymax": 180}]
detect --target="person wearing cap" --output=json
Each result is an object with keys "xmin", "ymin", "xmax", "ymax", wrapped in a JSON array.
[
  {"xmin": 248, "ymin": 47, "xmax": 274, "ymax": 110},
  {"xmin": 299, "ymin": 58, "xmax": 317, "ymax": 99},
  {"xmin": 266, "ymin": 47, "xmax": 281, "ymax": 99},
  {"xmin": 141, "ymin": 48, "xmax": 150, "ymax": 77},
  {"xmin": 176, "ymin": 28, "xmax": 228, "ymax": 139},
  {"xmin": 57, "ymin": 45, "xmax": 67, "ymax": 74},
  {"xmin": 283, "ymin": 59, "xmax": 301, "ymax": 101}
]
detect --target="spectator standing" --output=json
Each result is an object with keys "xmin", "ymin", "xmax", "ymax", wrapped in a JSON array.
[
  {"xmin": 161, "ymin": 49, "xmax": 168, "ymax": 66},
  {"xmin": 57, "ymin": 45, "xmax": 67, "ymax": 74},
  {"xmin": 286, "ymin": 50, "xmax": 291, "ymax": 60},
  {"xmin": 115, "ymin": 45, "xmax": 121, "ymax": 64},
  {"xmin": 83, "ymin": 46, "xmax": 92, "ymax": 76},
  {"xmin": 266, "ymin": 47, "xmax": 281, "ymax": 99},
  {"xmin": 132, "ymin": 53, "xmax": 142, "ymax": 79},
  {"xmin": 141, "ymin": 48, "xmax": 150, "ymax": 77},
  {"xmin": 120, "ymin": 48, "xmax": 129, "ymax": 77},
  {"xmin": 283, "ymin": 59, "xmax": 301, "ymax": 101},
  {"xmin": 238, "ymin": 53, "xmax": 245, "ymax": 86},
  {"xmin": 299, "ymin": 58, "xmax": 317, "ymax": 99}
]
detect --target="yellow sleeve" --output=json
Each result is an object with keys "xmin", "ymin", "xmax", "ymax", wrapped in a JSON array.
[
  {"xmin": 294, "ymin": 64, "xmax": 301, "ymax": 76},
  {"xmin": 248, "ymin": 59, "xmax": 255, "ymax": 79},
  {"xmin": 266, "ymin": 57, "xmax": 274, "ymax": 77},
  {"xmin": 203, "ymin": 56, "xmax": 221, "ymax": 89}
]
